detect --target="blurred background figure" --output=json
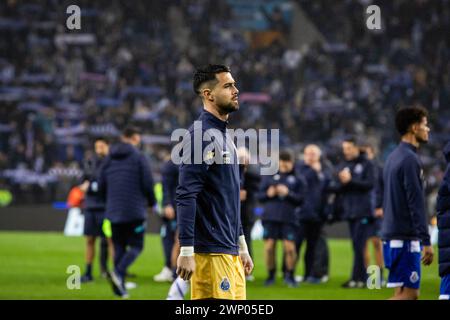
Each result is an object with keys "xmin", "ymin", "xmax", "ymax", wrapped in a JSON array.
[
  {"xmin": 99, "ymin": 127, "xmax": 156, "ymax": 298},
  {"xmin": 154, "ymin": 150, "xmax": 178, "ymax": 283},
  {"xmin": 259, "ymin": 150, "xmax": 304, "ymax": 287},
  {"xmin": 295, "ymin": 144, "xmax": 332, "ymax": 284},
  {"xmin": 437, "ymin": 141, "xmax": 450, "ymax": 300},
  {"xmin": 336, "ymin": 137, "xmax": 375, "ymax": 288},
  {"xmin": 79, "ymin": 137, "xmax": 113, "ymax": 283},
  {"xmin": 360, "ymin": 144, "xmax": 385, "ymax": 286},
  {"xmin": 238, "ymin": 147, "xmax": 261, "ymax": 281}
]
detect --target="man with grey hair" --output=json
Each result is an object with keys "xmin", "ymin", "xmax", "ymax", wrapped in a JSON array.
[{"xmin": 295, "ymin": 144, "xmax": 332, "ymax": 283}]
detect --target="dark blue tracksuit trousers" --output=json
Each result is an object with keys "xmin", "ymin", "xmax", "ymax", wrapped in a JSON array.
[
  {"xmin": 161, "ymin": 219, "xmax": 177, "ymax": 268},
  {"xmin": 349, "ymin": 218, "xmax": 372, "ymax": 282}
]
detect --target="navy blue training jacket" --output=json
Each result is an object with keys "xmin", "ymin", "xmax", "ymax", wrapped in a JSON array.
[
  {"xmin": 381, "ymin": 142, "xmax": 430, "ymax": 245},
  {"xmin": 296, "ymin": 161, "xmax": 331, "ymax": 223},
  {"xmin": 99, "ymin": 142, "xmax": 156, "ymax": 224},
  {"xmin": 437, "ymin": 141, "xmax": 450, "ymax": 276},
  {"xmin": 258, "ymin": 170, "xmax": 305, "ymax": 225},
  {"xmin": 82, "ymin": 156, "xmax": 106, "ymax": 211},
  {"xmin": 176, "ymin": 110, "xmax": 242, "ymax": 255},
  {"xmin": 335, "ymin": 153, "xmax": 375, "ymax": 220}
]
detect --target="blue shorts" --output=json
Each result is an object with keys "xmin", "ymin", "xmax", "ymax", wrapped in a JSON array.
[
  {"xmin": 440, "ymin": 274, "xmax": 450, "ymax": 300},
  {"xmin": 383, "ymin": 240, "xmax": 421, "ymax": 289},
  {"xmin": 83, "ymin": 209, "xmax": 105, "ymax": 237},
  {"xmin": 262, "ymin": 221, "xmax": 296, "ymax": 241}
]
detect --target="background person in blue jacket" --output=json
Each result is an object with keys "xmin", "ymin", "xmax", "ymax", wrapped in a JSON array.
[
  {"xmin": 361, "ymin": 144, "xmax": 385, "ymax": 285},
  {"xmin": 237, "ymin": 147, "xmax": 261, "ymax": 270},
  {"xmin": 99, "ymin": 126, "xmax": 156, "ymax": 298},
  {"xmin": 259, "ymin": 149, "xmax": 304, "ymax": 287},
  {"xmin": 295, "ymin": 144, "xmax": 332, "ymax": 284},
  {"xmin": 79, "ymin": 137, "xmax": 113, "ymax": 283},
  {"xmin": 154, "ymin": 151, "xmax": 179, "ymax": 283},
  {"xmin": 336, "ymin": 136, "xmax": 376, "ymax": 288},
  {"xmin": 381, "ymin": 106, "xmax": 433, "ymax": 300},
  {"xmin": 437, "ymin": 141, "xmax": 450, "ymax": 300}
]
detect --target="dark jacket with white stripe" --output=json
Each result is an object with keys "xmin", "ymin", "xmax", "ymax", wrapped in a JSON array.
[{"xmin": 381, "ymin": 142, "xmax": 430, "ymax": 245}]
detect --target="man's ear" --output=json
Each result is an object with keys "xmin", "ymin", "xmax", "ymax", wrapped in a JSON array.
[
  {"xmin": 410, "ymin": 123, "xmax": 419, "ymax": 134},
  {"xmin": 201, "ymin": 88, "xmax": 214, "ymax": 102}
]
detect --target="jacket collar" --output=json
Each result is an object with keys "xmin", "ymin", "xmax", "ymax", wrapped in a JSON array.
[
  {"xmin": 400, "ymin": 141, "xmax": 418, "ymax": 153},
  {"xmin": 199, "ymin": 109, "xmax": 228, "ymax": 131}
]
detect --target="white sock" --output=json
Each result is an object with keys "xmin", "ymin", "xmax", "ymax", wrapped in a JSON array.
[{"xmin": 166, "ymin": 276, "xmax": 190, "ymax": 300}]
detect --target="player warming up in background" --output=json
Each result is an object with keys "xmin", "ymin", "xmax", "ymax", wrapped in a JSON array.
[
  {"xmin": 79, "ymin": 137, "xmax": 113, "ymax": 283},
  {"xmin": 381, "ymin": 107, "xmax": 433, "ymax": 300},
  {"xmin": 175, "ymin": 65, "xmax": 253, "ymax": 300},
  {"xmin": 99, "ymin": 127, "xmax": 156, "ymax": 298}
]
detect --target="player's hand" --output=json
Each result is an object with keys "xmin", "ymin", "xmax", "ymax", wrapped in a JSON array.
[
  {"xmin": 267, "ymin": 186, "xmax": 276, "ymax": 198},
  {"xmin": 421, "ymin": 245, "xmax": 434, "ymax": 266},
  {"xmin": 338, "ymin": 168, "xmax": 352, "ymax": 184},
  {"xmin": 176, "ymin": 255, "xmax": 195, "ymax": 281},
  {"xmin": 276, "ymin": 184, "xmax": 289, "ymax": 197},
  {"xmin": 79, "ymin": 180, "xmax": 90, "ymax": 192},
  {"xmin": 240, "ymin": 253, "xmax": 254, "ymax": 276},
  {"xmin": 163, "ymin": 205, "xmax": 175, "ymax": 220},
  {"xmin": 311, "ymin": 162, "xmax": 322, "ymax": 173},
  {"xmin": 374, "ymin": 208, "xmax": 383, "ymax": 218},
  {"xmin": 240, "ymin": 189, "xmax": 247, "ymax": 201}
]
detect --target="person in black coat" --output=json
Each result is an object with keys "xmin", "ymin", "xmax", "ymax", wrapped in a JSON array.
[
  {"xmin": 437, "ymin": 141, "xmax": 450, "ymax": 300},
  {"xmin": 259, "ymin": 150, "xmax": 304, "ymax": 287},
  {"xmin": 237, "ymin": 147, "xmax": 260, "ymax": 264},
  {"xmin": 99, "ymin": 127, "xmax": 156, "ymax": 298},
  {"xmin": 361, "ymin": 144, "xmax": 385, "ymax": 284},
  {"xmin": 336, "ymin": 136, "xmax": 376, "ymax": 288},
  {"xmin": 154, "ymin": 153, "xmax": 179, "ymax": 282},
  {"xmin": 295, "ymin": 144, "xmax": 332, "ymax": 283},
  {"xmin": 79, "ymin": 137, "xmax": 113, "ymax": 283}
]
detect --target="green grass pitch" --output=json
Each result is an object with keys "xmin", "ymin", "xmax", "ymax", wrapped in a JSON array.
[{"xmin": 0, "ymin": 231, "xmax": 441, "ymax": 300}]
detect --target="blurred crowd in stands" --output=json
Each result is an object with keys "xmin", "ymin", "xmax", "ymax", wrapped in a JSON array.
[{"xmin": 0, "ymin": 0, "xmax": 449, "ymax": 211}]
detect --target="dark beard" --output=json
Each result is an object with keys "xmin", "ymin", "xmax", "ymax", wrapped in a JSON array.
[
  {"xmin": 218, "ymin": 102, "xmax": 238, "ymax": 115},
  {"xmin": 417, "ymin": 136, "xmax": 428, "ymax": 144}
]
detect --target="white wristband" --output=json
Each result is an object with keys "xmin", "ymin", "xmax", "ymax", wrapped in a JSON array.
[
  {"xmin": 180, "ymin": 246, "xmax": 194, "ymax": 257},
  {"xmin": 238, "ymin": 235, "xmax": 249, "ymax": 255}
]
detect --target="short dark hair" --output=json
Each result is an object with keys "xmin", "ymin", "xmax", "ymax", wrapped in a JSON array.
[
  {"xmin": 279, "ymin": 149, "xmax": 294, "ymax": 162},
  {"xmin": 122, "ymin": 126, "xmax": 141, "ymax": 138},
  {"xmin": 343, "ymin": 135, "xmax": 358, "ymax": 146},
  {"xmin": 193, "ymin": 64, "xmax": 231, "ymax": 95},
  {"xmin": 395, "ymin": 106, "xmax": 428, "ymax": 136},
  {"xmin": 94, "ymin": 136, "xmax": 109, "ymax": 145}
]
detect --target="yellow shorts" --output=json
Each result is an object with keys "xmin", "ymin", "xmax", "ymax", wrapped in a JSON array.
[{"xmin": 191, "ymin": 253, "xmax": 246, "ymax": 300}]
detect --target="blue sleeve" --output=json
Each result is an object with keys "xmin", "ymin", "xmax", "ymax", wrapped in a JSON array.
[
  {"xmin": 139, "ymin": 154, "xmax": 156, "ymax": 207},
  {"xmin": 402, "ymin": 159, "xmax": 430, "ymax": 246},
  {"xmin": 176, "ymin": 131, "xmax": 209, "ymax": 247},
  {"xmin": 162, "ymin": 161, "xmax": 178, "ymax": 207}
]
